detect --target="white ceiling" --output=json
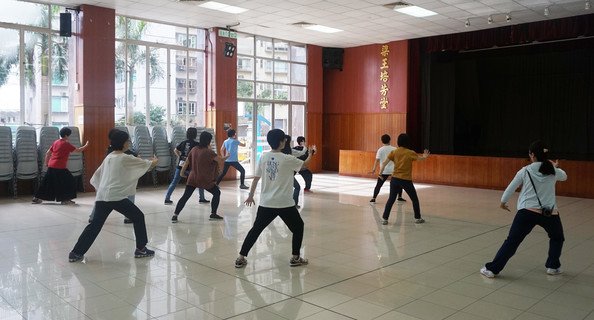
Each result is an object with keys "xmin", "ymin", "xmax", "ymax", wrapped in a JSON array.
[{"xmin": 45, "ymin": 0, "xmax": 592, "ymax": 47}]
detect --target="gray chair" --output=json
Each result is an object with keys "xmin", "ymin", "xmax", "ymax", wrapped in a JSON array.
[
  {"xmin": 66, "ymin": 126, "xmax": 84, "ymax": 180},
  {"xmin": 151, "ymin": 126, "xmax": 172, "ymax": 173},
  {"xmin": 15, "ymin": 126, "xmax": 39, "ymax": 197},
  {"xmin": 0, "ymin": 127, "xmax": 15, "ymax": 197},
  {"xmin": 133, "ymin": 125, "xmax": 155, "ymax": 184},
  {"xmin": 38, "ymin": 126, "xmax": 59, "ymax": 177}
]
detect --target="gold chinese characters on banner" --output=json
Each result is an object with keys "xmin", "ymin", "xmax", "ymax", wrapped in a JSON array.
[{"xmin": 380, "ymin": 44, "xmax": 389, "ymax": 109}]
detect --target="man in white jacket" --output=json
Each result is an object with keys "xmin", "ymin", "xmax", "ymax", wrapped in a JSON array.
[{"xmin": 69, "ymin": 130, "xmax": 158, "ymax": 262}]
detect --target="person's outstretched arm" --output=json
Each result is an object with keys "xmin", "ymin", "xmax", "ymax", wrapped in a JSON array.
[{"xmin": 74, "ymin": 141, "xmax": 89, "ymax": 153}]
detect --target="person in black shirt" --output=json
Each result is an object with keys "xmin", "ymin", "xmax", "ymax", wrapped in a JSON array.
[
  {"xmin": 164, "ymin": 128, "xmax": 209, "ymax": 205},
  {"xmin": 293, "ymin": 136, "xmax": 314, "ymax": 192}
]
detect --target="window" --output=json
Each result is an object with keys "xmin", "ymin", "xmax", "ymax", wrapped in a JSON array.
[
  {"xmin": 51, "ymin": 96, "xmax": 69, "ymax": 112},
  {"xmin": 115, "ymin": 16, "xmax": 206, "ymax": 128},
  {"xmin": 0, "ymin": 2, "xmax": 74, "ymax": 126}
]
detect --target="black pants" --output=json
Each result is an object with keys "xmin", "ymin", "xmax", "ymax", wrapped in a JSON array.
[
  {"xmin": 240, "ymin": 206, "xmax": 304, "ymax": 256},
  {"xmin": 298, "ymin": 169, "xmax": 312, "ymax": 190},
  {"xmin": 216, "ymin": 161, "xmax": 246, "ymax": 185},
  {"xmin": 35, "ymin": 167, "xmax": 77, "ymax": 201},
  {"xmin": 72, "ymin": 199, "xmax": 148, "ymax": 255},
  {"xmin": 175, "ymin": 185, "xmax": 220, "ymax": 215},
  {"xmin": 372, "ymin": 174, "xmax": 402, "ymax": 199},
  {"xmin": 382, "ymin": 178, "xmax": 421, "ymax": 220},
  {"xmin": 486, "ymin": 209, "xmax": 564, "ymax": 274},
  {"xmin": 293, "ymin": 178, "xmax": 301, "ymax": 206}
]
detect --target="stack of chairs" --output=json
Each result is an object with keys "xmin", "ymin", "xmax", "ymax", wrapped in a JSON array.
[
  {"xmin": 169, "ymin": 126, "xmax": 186, "ymax": 180},
  {"xmin": 66, "ymin": 127, "xmax": 85, "ymax": 191},
  {"xmin": 38, "ymin": 126, "xmax": 59, "ymax": 178},
  {"xmin": 0, "ymin": 127, "xmax": 15, "ymax": 197},
  {"xmin": 133, "ymin": 125, "xmax": 155, "ymax": 185},
  {"xmin": 15, "ymin": 126, "xmax": 39, "ymax": 197},
  {"xmin": 151, "ymin": 126, "xmax": 171, "ymax": 184}
]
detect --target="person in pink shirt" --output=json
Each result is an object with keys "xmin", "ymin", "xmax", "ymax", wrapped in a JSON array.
[{"xmin": 32, "ymin": 127, "xmax": 89, "ymax": 205}]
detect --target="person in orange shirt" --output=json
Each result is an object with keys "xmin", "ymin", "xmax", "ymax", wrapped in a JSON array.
[{"xmin": 378, "ymin": 133, "xmax": 429, "ymax": 225}]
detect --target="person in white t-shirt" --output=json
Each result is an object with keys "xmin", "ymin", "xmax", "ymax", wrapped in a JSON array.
[
  {"xmin": 368, "ymin": 134, "xmax": 404, "ymax": 203},
  {"xmin": 235, "ymin": 129, "xmax": 315, "ymax": 268},
  {"xmin": 68, "ymin": 130, "xmax": 158, "ymax": 263}
]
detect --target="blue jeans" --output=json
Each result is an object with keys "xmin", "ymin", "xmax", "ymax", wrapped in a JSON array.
[
  {"xmin": 486, "ymin": 209, "xmax": 564, "ymax": 274},
  {"xmin": 89, "ymin": 194, "xmax": 135, "ymax": 220},
  {"xmin": 165, "ymin": 167, "xmax": 206, "ymax": 201}
]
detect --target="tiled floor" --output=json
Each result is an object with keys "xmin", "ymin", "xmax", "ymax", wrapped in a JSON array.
[{"xmin": 1, "ymin": 173, "xmax": 593, "ymax": 320}]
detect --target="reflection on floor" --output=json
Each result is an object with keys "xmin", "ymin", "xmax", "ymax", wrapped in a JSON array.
[{"xmin": 1, "ymin": 173, "xmax": 593, "ymax": 320}]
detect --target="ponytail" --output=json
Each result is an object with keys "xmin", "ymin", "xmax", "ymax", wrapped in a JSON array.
[{"xmin": 529, "ymin": 140, "xmax": 555, "ymax": 175}]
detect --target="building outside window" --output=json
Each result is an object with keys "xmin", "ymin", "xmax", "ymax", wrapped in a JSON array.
[
  {"xmin": 236, "ymin": 33, "xmax": 307, "ymax": 176},
  {"xmin": 0, "ymin": 1, "xmax": 74, "ymax": 129},
  {"xmin": 115, "ymin": 17, "xmax": 206, "ymax": 128}
]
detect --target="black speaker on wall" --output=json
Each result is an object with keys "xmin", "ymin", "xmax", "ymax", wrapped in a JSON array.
[
  {"xmin": 322, "ymin": 47, "xmax": 344, "ymax": 70},
  {"xmin": 60, "ymin": 13, "xmax": 72, "ymax": 37}
]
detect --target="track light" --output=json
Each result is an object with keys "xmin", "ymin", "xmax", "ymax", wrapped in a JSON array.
[
  {"xmin": 586, "ymin": 0, "xmax": 591, "ymax": 10},
  {"xmin": 487, "ymin": 15, "xmax": 493, "ymax": 24},
  {"xmin": 465, "ymin": 19, "xmax": 470, "ymax": 27},
  {"xmin": 506, "ymin": 14, "xmax": 511, "ymax": 22},
  {"xmin": 544, "ymin": 6, "xmax": 550, "ymax": 16}
]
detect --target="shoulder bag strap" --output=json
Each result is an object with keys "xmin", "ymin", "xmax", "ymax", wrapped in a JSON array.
[{"xmin": 526, "ymin": 171, "xmax": 544, "ymax": 209}]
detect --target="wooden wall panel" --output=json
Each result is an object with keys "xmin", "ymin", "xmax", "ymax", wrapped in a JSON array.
[
  {"xmin": 323, "ymin": 41, "xmax": 409, "ymax": 114},
  {"xmin": 78, "ymin": 5, "xmax": 116, "ymax": 190},
  {"xmin": 323, "ymin": 113, "xmax": 406, "ymax": 171},
  {"xmin": 307, "ymin": 45, "xmax": 323, "ymax": 172},
  {"xmin": 339, "ymin": 151, "xmax": 594, "ymax": 198}
]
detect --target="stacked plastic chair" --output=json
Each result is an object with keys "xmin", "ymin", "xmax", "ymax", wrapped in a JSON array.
[
  {"xmin": 15, "ymin": 126, "xmax": 39, "ymax": 197},
  {"xmin": 151, "ymin": 126, "xmax": 172, "ymax": 184},
  {"xmin": 133, "ymin": 125, "xmax": 155, "ymax": 184},
  {"xmin": 0, "ymin": 127, "xmax": 15, "ymax": 197},
  {"xmin": 169, "ymin": 126, "xmax": 186, "ymax": 180},
  {"xmin": 65, "ymin": 127, "xmax": 85, "ymax": 191},
  {"xmin": 38, "ymin": 126, "xmax": 59, "ymax": 178}
]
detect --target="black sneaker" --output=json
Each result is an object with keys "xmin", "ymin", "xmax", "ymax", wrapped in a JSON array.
[
  {"xmin": 164, "ymin": 200, "xmax": 173, "ymax": 205},
  {"xmin": 32, "ymin": 198, "xmax": 42, "ymax": 204},
  {"xmin": 134, "ymin": 247, "xmax": 155, "ymax": 258},
  {"xmin": 123, "ymin": 218, "xmax": 133, "ymax": 224},
  {"xmin": 209, "ymin": 213, "xmax": 224, "ymax": 220},
  {"xmin": 369, "ymin": 198, "xmax": 376, "ymax": 203},
  {"xmin": 199, "ymin": 199, "xmax": 210, "ymax": 203},
  {"xmin": 290, "ymin": 256, "xmax": 308, "ymax": 267},
  {"xmin": 397, "ymin": 197, "xmax": 406, "ymax": 202},
  {"xmin": 239, "ymin": 184, "xmax": 250, "ymax": 190},
  {"xmin": 171, "ymin": 215, "xmax": 178, "ymax": 223},
  {"xmin": 68, "ymin": 252, "xmax": 84, "ymax": 263},
  {"xmin": 235, "ymin": 257, "xmax": 247, "ymax": 268}
]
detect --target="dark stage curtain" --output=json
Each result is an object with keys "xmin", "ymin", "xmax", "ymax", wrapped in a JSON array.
[{"xmin": 409, "ymin": 14, "xmax": 594, "ymax": 160}]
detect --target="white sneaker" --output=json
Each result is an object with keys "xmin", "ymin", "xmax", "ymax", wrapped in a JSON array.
[
  {"xmin": 546, "ymin": 268, "xmax": 562, "ymax": 275},
  {"xmin": 480, "ymin": 266, "xmax": 495, "ymax": 278},
  {"xmin": 414, "ymin": 218, "xmax": 425, "ymax": 224},
  {"xmin": 381, "ymin": 219, "xmax": 388, "ymax": 225}
]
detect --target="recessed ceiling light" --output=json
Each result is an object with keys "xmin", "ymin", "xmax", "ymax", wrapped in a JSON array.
[
  {"xmin": 198, "ymin": 1, "xmax": 248, "ymax": 14},
  {"xmin": 304, "ymin": 25, "xmax": 343, "ymax": 33},
  {"xmin": 394, "ymin": 5, "xmax": 437, "ymax": 17}
]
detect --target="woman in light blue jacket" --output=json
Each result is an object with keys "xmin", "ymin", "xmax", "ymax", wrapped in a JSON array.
[{"xmin": 481, "ymin": 140, "xmax": 567, "ymax": 278}]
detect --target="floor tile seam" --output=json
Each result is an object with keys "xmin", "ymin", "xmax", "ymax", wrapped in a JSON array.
[
  {"xmin": 218, "ymin": 297, "xmax": 358, "ymax": 320},
  {"xmin": 284, "ymin": 223, "xmax": 511, "ymax": 305}
]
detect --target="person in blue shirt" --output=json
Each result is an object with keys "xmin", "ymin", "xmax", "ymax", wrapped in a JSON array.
[{"xmin": 216, "ymin": 129, "xmax": 249, "ymax": 189}]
